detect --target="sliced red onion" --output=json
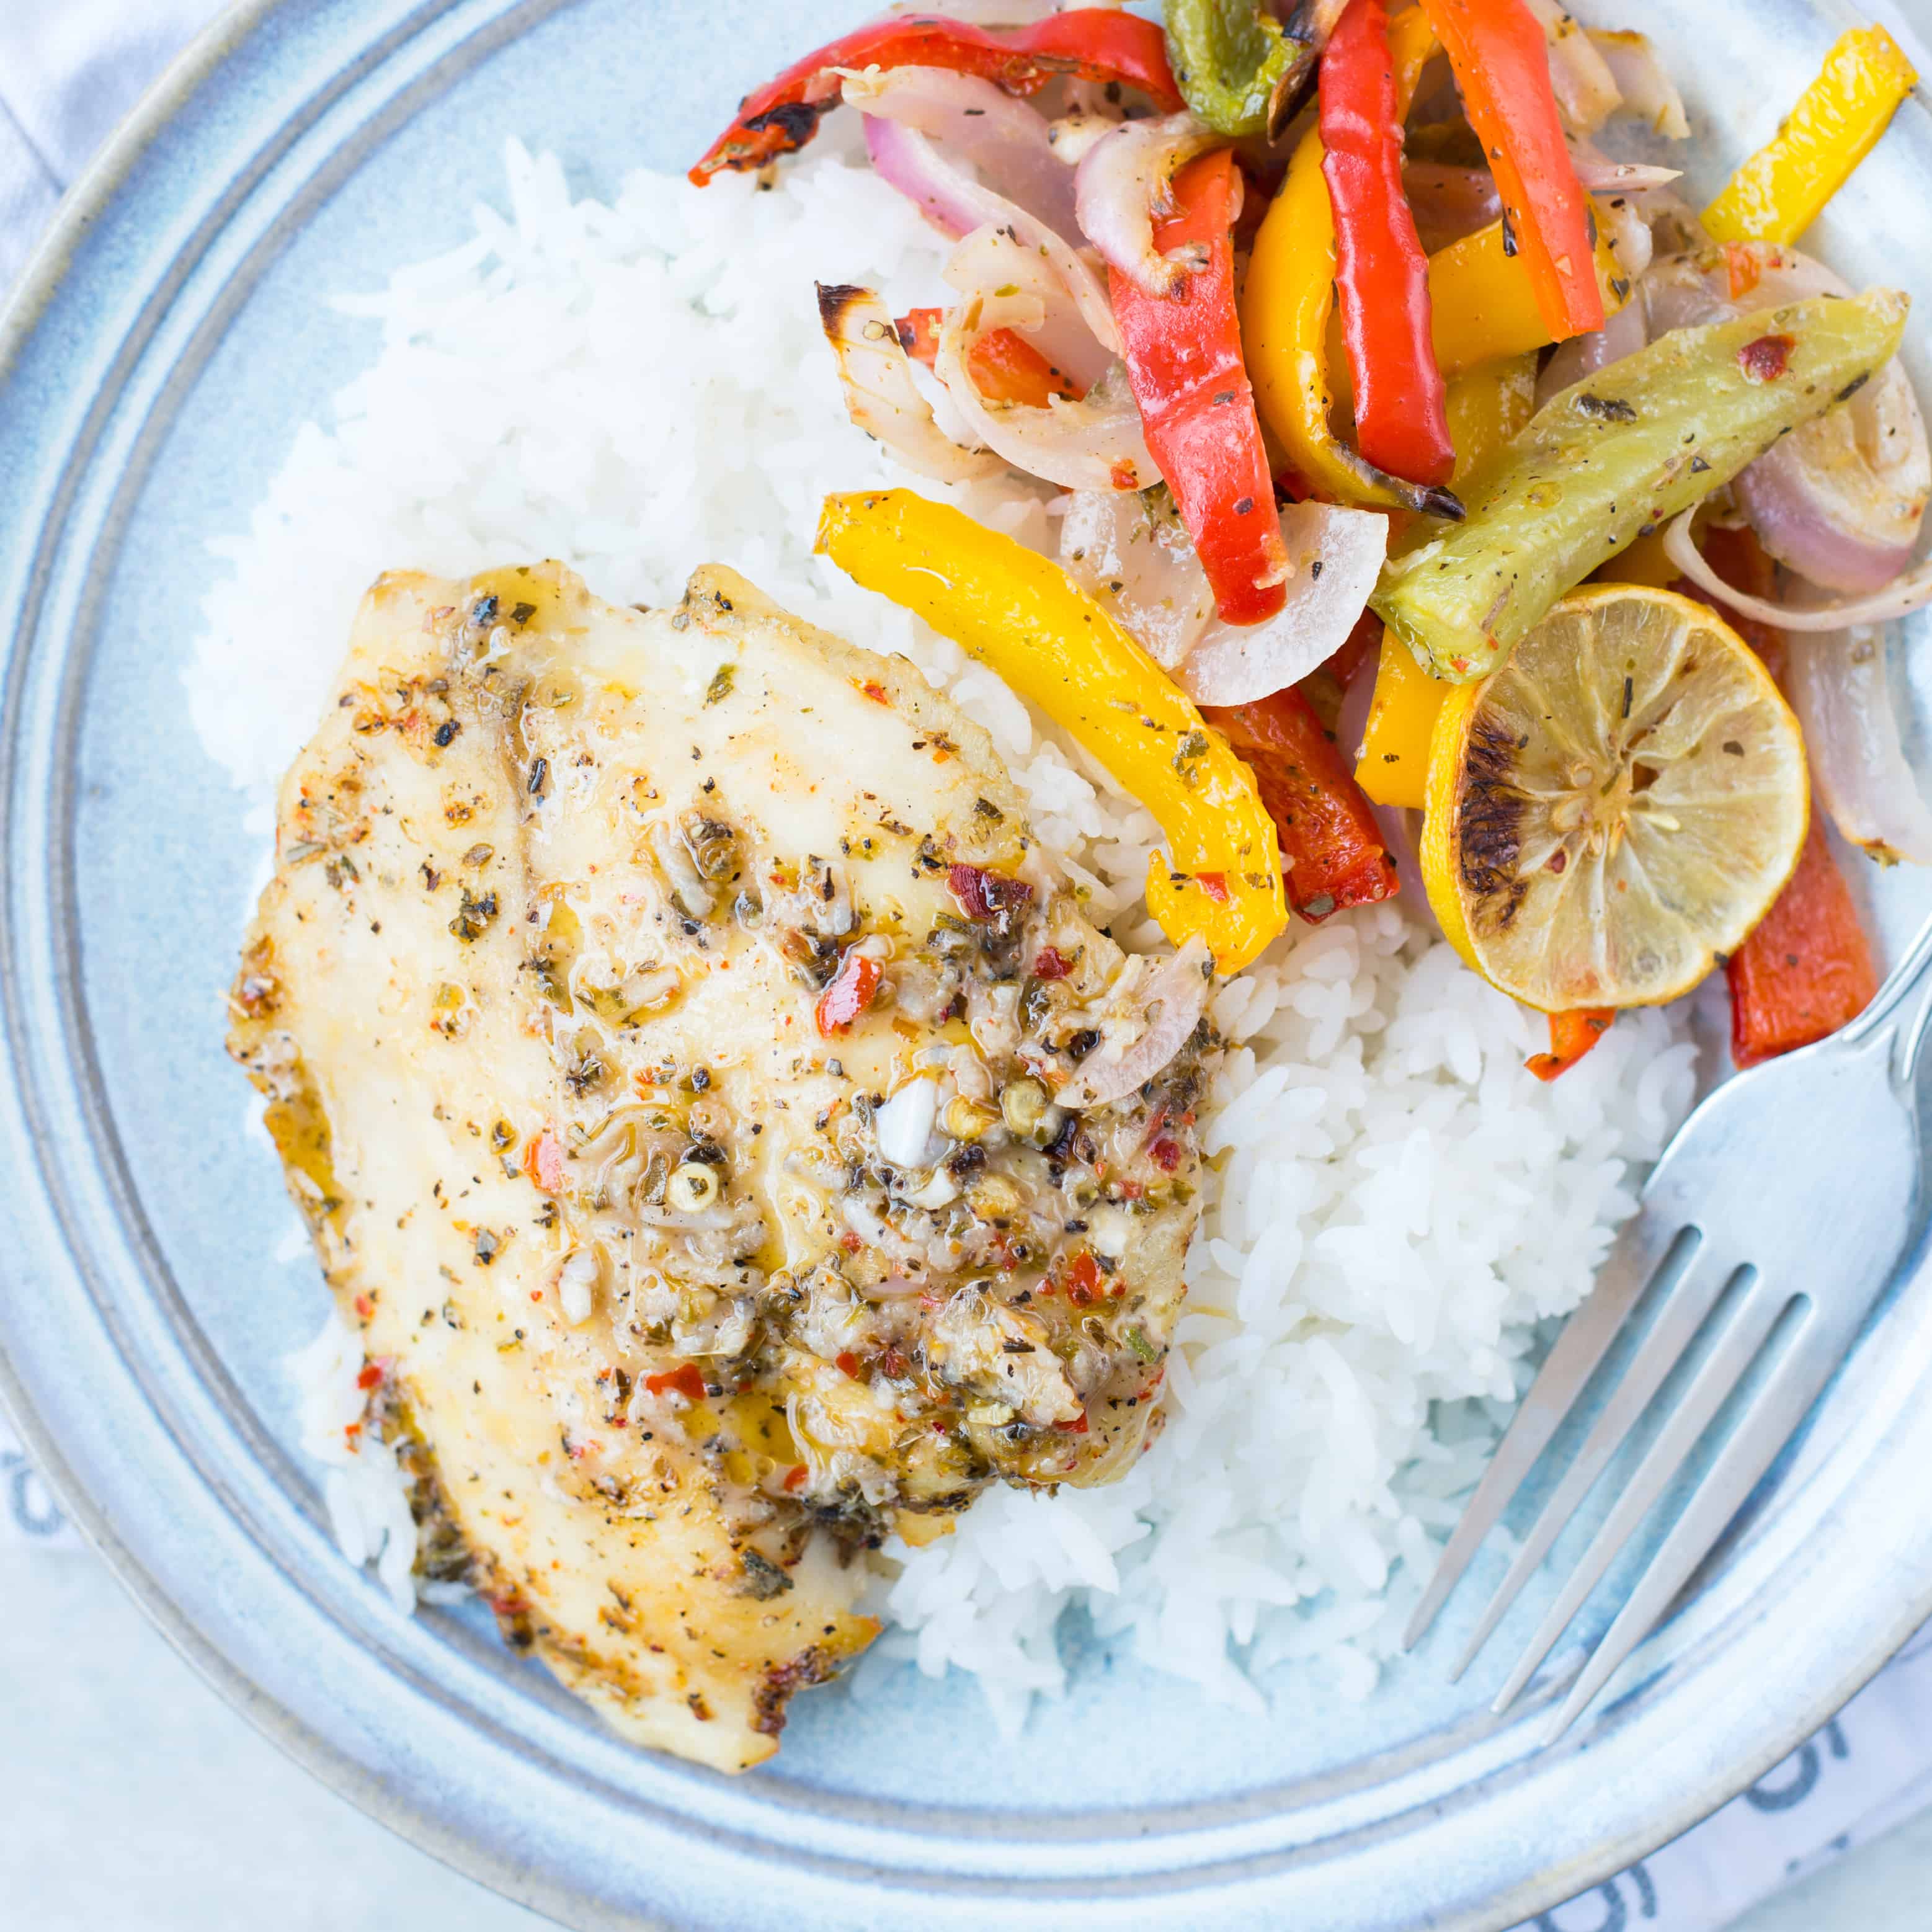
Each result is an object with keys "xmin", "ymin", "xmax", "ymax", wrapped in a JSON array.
[
  {"xmin": 845, "ymin": 65, "xmax": 1079, "ymax": 241},
  {"xmin": 1588, "ymin": 29, "xmax": 1690, "ymax": 139},
  {"xmin": 869, "ymin": 123, "xmax": 1123, "ymax": 358},
  {"xmin": 1057, "ymin": 487, "xmax": 1215, "ymax": 669},
  {"xmin": 863, "ymin": 115, "xmax": 986, "ymax": 236},
  {"xmin": 1734, "ymin": 358, "xmax": 1931, "ymax": 594},
  {"xmin": 1072, "ymin": 112, "xmax": 1222, "ymax": 298},
  {"xmin": 1523, "ymin": 0, "xmax": 1621, "ymax": 135},
  {"xmin": 1400, "ymin": 164, "xmax": 1502, "ymax": 254},
  {"xmin": 1569, "ymin": 157, "xmax": 1680, "ymax": 194},
  {"xmin": 1663, "ymin": 511, "xmax": 1932, "ymax": 630},
  {"xmin": 1784, "ymin": 624, "xmax": 1932, "ymax": 865},
  {"xmin": 944, "ymin": 221, "xmax": 1115, "ymax": 390},
  {"xmin": 1640, "ymin": 242, "xmax": 1846, "ymax": 334},
  {"xmin": 935, "ymin": 288, "xmax": 1154, "ymax": 491},
  {"xmin": 815, "ymin": 282, "xmax": 1004, "ymax": 484},
  {"xmin": 1175, "ymin": 502, "xmax": 1388, "ymax": 707},
  {"xmin": 1535, "ymin": 290, "xmax": 1650, "ymax": 406},
  {"xmin": 1639, "ymin": 246, "xmax": 1930, "ymax": 593},
  {"xmin": 1055, "ymin": 938, "xmax": 1214, "ymax": 1110}
]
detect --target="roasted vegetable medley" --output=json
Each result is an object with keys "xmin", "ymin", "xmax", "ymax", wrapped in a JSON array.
[{"xmin": 695, "ymin": 4, "xmax": 1930, "ymax": 1076}]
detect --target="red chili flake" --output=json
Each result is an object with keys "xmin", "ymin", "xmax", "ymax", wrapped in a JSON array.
[
  {"xmin": 1109, "ymin": 459, "xmax": 1139, "ymax": 491},
  {"xmin": 1031, "ymin": 945, "xmax": 1071, "ymax": 981},
  {"xmin": 879, "ymin": 1345, "xmax": 909, "ymax": 1378},
  {"xmin": 343, "ymin": 1421, "xmax": 362, "ymax": 1442},
  {"xmin": 352, "ymin": 1294, "xmax": 374, "ymax": 1319},
  {"xmin": 1054, "ymin": 1412, "xmax": 1090, "ymax": 1434},
  {"xmin": 854, "ymin": 677, "xmax": 890, "ymax": 706},
  {"xmin": 529, "ymin": 1289, "xmax": 543, "ymax": 1302},
  {"xmin": 1723, "ymin": 241, "xmax": 1764, "ymax": 301},
  {"xmin": 1149, "ymin": 1136, "xmax": 1183, "ymax": 1172},
  {"xmin": 836, "ymin": 1351, "xmax": 862, "ymax": 1379},
  {"xmin": 521, "ymin": 1126, "xmax": 565, "ymax": 1193},
  {"xmin": 1738, "ymin": 332, "xmax": 1796, "ymax": 382},
  {"xmin": 1066, "ymin": 1252, "xmax": 1101, "ymax": 1306},
  {"xmin": 782, "ymin": 1464, "xmax": 808, "ymax": 1492},
  {"xmin": 814, "ymin": 951, "xmax": 883, "ymax": 1036},
  {"xmin": 355, "ymin": 1362, "xmax": 383, "ymax": 1391},
  {"xmin": 1195, "ymin": 871, "xmax": 1230, "ymax": 904},
  {"xmin": 947, "ymin": 863, "xmax": 1033, "ymax": 925},
  {"xmin": 839, "ymin": 1230, "xmax": 863, "ymax": 1253},
  {"xmin": 644, "ymin": 1362, "xmax": 706, "ymax": 1402}
]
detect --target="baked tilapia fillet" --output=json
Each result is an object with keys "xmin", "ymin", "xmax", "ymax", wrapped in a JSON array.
[{"xmin": 228, "ymin": 559, "xmax": 1214, "ymax": 1770}]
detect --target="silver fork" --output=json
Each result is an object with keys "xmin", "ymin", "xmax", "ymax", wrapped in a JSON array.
[{"xmin": 1404, "ymin": 914, "xmax": 1932, "ymax": 1740}]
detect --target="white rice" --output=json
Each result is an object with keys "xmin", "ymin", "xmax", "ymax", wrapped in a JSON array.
[{"xmin": 196, "ymin": 140, "xmax": 1698, "ymax": 1719}]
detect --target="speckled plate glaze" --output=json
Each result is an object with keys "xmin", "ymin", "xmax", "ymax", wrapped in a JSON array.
[{"xmin": 7, "ymin": 2, "xmax": 1932, "ymax": 1926}]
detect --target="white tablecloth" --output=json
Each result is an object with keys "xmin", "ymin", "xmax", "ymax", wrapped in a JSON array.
[{"xmin": 2, "ymin": 6, "xmax": 1928, "ymax": 1929}]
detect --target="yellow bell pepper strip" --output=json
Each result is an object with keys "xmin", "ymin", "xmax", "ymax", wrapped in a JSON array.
[
  {"xmin": 1110, "ymin": 151, "xmax": 1290, "ymax": 627},
  {"xmin": 1242, "ymin": 5, "xmax": 1464, "ymax": 515},
  {"xmin": 1417, "ymin": 0, "xmax": 1604, "ymax": 341},
  {"xmin": 1372, "ymin": 287, "xmax": 1910, "ymax": 680},
  {"xmin": 1428, "ymin": 216, "xmax": 1631, "ymax": 379},
  {"xmin": 1441, "ymin": 352, "xmax": 1537, "ymax": 483},
  {"xmin": 1703, "ymin": 25, "xmax": 1917, "ymax": 246},
  {"xmin": 1355, "ymin": 627, "xmax": 1444, "ymax": 809},
  {"xmin": 815, "ymin": 489, "xmax": 1287, "ymax": 973},
  {"xmin": 1352, "ymin": 357, "xmax": 1529, "ymax": 806},
  {"xmin": 1320, "ymin": 0, "xmax": 1455, "ymax": 487}
]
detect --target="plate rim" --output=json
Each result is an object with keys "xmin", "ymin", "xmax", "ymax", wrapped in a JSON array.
[{"xmin": 2, "ymin": 2, "xmax": 1930, "ymax": 1926}]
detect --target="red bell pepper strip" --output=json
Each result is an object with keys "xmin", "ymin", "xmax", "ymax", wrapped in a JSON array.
[
  {"xmin": 1417, "ymin": 0, "xmax": 1603, "ymax": 341},
  {"xmin": 1205, "ymin": 688, "xmax": 1397, "ymax": 920},
  {"xmin": 1320, "ymin": 0, "xmax": 1454, "ymax": 487},
  {"xmin": 814, "ymin": 951, "xmax": 883, "ymax": 1036},
  {"xmin": 689, "ymin": 11, "xmax": 1181, "ymax": 184},
  {"xmin": 1526, "ymin": 1008, "xmax": 1614, "ymax": 1082},
  {"xmin": 1111, "ymin": 151, "xmax": 1289, "ymax": 626},
  {"xmin": 1727, "ymin": 819, "xmax": 1877, "ymax": 1067},
  {"xmin": 895, "ymin": 308, "xmax": 1084, "ymax": 410},
  {"xmin": 1668, "ymin": 525, "xmax": 1878, "ymax": 1066}
]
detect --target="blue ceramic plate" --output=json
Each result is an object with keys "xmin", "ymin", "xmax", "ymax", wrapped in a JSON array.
[{"xmin": 6, "ymin": 2, "xmax": 1932, "ymax": 1926}]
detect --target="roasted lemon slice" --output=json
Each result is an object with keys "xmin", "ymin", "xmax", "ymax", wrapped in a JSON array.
[{"xmin": 1420, "ymin": 584, "xmax": 1809, "ymax": 1011}]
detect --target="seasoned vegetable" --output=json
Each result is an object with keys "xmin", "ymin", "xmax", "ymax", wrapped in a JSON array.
[
  {"xmin": 1320, "ymin": 0, "xmax": 1453, "ymax": 487},
  {"xmin": 1703, "ymin": 25, "xmax": 1917, "ymax": 247},
  {"xmin": 1164, "ymin": 0, "xmax": 1317, "ymax": 137},
  {"xmin": 894, "ymin": 306, "xmax": 1083, "ymax": 409},
  {"xmin": 1242, "ymin": 4, "xmax": 1459, "ymax": 514},
  {"xmin": 1428, "ymin": 216, "xmax": 1631, "ymax": 380},
  {"xmin": 1418, "ymin": 584, "xmax": 1809, "ymax": 1010},
  {"xmin": 689, "ymin": 9, "xmax": 1180, "ymax": 183},
  {"xmin": 1727, "ymin": 818, "xmax": 1878, "ymax": 1066},
  {"xmin": 1417, "ymin": 0, "xmax": 1603, "ymax": 341},
  {"xmin": 1527, "ymin": 1008, "xmax": 1614, "ymax": 1082},
  {"xmin": 1355, "ymin": 625, "xmax": 1445, "ymax": 810},
  {"xmin": 1207, "ymin": 689, "xmax": 1397, "ymax": 922},
  {"xmin": 817, "ymin": 489, "xmax": 1287, "ymax": 972},
  {"xmin": 1111, "ymin": 151, "xmax": 1288, "ymax": 626},
  {"xmin": 1374, "ymin": 288, "xmax": 1910, "ymax": 679}
]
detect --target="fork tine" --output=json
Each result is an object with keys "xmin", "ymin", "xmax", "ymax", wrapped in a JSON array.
[
  {"xmin": 1491, "ymin": 1277, "xmax": 1794, "ymax": 1716},
  {"xmin": 1402, "ymin": 1218, "xmax": 1697, "ymax": 1651},
  {"xmin": 1448, "ymin": 1241, "xmax": 1745, "ymax": 1680},
  {"xmin": 1544, "ymin": 1302, "xmax": 1836, "ymax": 1741}
]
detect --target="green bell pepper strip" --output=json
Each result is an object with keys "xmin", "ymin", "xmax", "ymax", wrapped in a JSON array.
[
  {"xmin": 1371, "ymin": 287, "xmax": 1909, "ymax": 680},
  {"xmin": 1165, "ymin": 0, "xmax": 1315, "ymax": 138}
]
